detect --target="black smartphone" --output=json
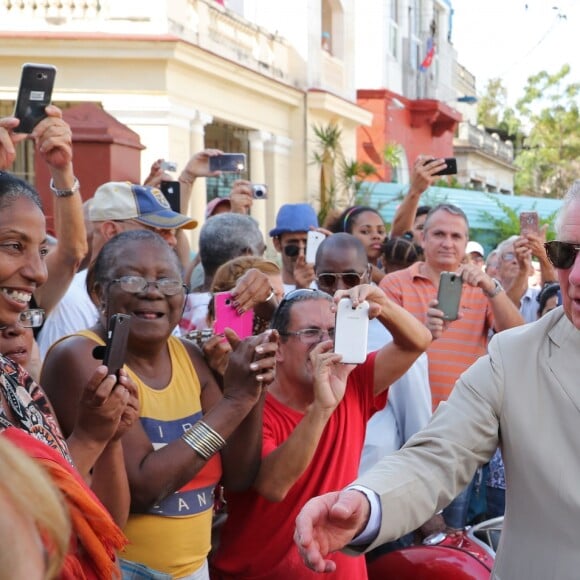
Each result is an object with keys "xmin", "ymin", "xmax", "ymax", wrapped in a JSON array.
[
  {"xmin": 437, "ymin": 272, "xmax": 462, "ymax": 321},
  {"xmin": 160, "ymin": 180, "xmax": 181, "ymax": 213},
  {"xmin": 13, "ymin": 63, "xmax": 57, "ymax": 134},
  {"xmin": 103, "ymin": 314, "xmax": 131, "ymax": 377},
  {"xmin": 209, "ymin": 153, "xmax": 247, "ymax": 173},
  {"xmin": 433, "ymin": 157, "xmax": 457, "ymax": 176}
]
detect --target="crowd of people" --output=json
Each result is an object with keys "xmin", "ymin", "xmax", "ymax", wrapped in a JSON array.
[{"xmin": 0, "ymin": 107, "xmax": 577, "ymax": 580}]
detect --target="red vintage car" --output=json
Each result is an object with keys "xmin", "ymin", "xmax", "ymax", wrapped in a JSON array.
[{"xmin": 367, "ymin": 517, "xmax": 503, "ymax": 580}]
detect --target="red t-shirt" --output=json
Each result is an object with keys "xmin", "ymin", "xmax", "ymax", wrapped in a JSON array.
[{"xmin": 212, "ymin": 352, "xmax": 385, "ymax": 580}]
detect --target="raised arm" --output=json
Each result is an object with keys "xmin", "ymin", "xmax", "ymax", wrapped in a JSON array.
[
  {"xmin": 31, "ymin": 106, "xmax": 87, "ymax": 313},
  {"xmin": 254, "ymin": 342, "xmax": 355, "ymax": 502},
  {"xmin": 390, "ymin": 157, "xmax": 445, "ymax": 238},
  {"xmin": 459, "ymin": 262, "xmax": 524, "ymax": 331}
]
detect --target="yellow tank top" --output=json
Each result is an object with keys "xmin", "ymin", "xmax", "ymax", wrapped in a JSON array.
[{"xmin": 75, "ymin": 330, "xmax": 222, "ymax": 578}]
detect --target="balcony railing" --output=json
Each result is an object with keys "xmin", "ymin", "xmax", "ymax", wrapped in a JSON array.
[{"xmin": 456, "ymin": 121, "xmax": 514, "ymax": 164}]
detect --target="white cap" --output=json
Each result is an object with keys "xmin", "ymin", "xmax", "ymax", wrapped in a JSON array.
[{"xmin": 466, "ymin": 241, "xmax": 485, "ymax": 257}]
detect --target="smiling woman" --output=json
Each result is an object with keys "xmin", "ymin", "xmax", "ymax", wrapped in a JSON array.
[{"xmin": 40, "ymin": 229, "xmax": 279, "ymax": 579}]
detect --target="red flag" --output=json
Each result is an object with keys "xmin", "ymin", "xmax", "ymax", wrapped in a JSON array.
[{"xmin": 420, "ymin": 38, "xmax": 435, "ymax": 71}]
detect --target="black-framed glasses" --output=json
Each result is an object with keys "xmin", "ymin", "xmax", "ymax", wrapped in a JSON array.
[
  {"xmin": 17, "ymin": 308, "xmax": 45, "ymax": 328},
  {"xmin": 545, "ymin": 241, "xmax": 580, "ymax": 269},
  {"xmin": 316, "ymin": 271, "xmax": 366, "ymax": 290},
  {"xmin": 109, "ymin": 275, "xmax": 187, "ymax": 296},
  {"xmin": 279, "ymin": 327, "xmax": 335, "ymax": 345}
]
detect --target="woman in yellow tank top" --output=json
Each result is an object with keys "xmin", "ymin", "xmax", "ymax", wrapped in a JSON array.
[{"xmin": 41, "ymin": 230, "xmax": 278, "ymax": 579}]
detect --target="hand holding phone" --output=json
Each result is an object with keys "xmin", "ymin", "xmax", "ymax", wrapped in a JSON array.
[
  {"xmin": 437, "ymin": 272, "xmax": 462, "ymax": 321},
  {"xmin": 13, "ymin": 63, "xmax": 57, "ymax": 134},
  {"xmin": 213, "ymin": 292, "xmax": 254, "ymax": 339},
  {"xmin": 334, "ymin": 298, "xmax": 369, "ymax": 363},
  {"xmin": 102, "ymin": 314, "xmax": 132, "ymax": 377}
]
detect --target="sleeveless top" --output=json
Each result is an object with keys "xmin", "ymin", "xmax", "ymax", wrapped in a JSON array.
[{"xmin": 74, "ymin": 330, "xmax": 222, "ymax": 578}]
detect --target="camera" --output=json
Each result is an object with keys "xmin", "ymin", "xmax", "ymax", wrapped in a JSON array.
[
  {"xmin": 160, "ymin": 160, "xmax": 177, "ymax": 172},
  {"xmin": 251, "ymin": 183, "xmax": 268, "ymax": 199}
]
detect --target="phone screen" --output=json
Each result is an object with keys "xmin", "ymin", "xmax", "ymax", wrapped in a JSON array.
[{"xmin": 209, "ymin": 154, "xmax": 247, "ymax": 173}]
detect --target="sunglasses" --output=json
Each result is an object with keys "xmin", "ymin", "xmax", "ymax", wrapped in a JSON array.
[
  {"xmin": 316, "ymin": 271, "xmax": 366, "ymax": 290},
  {"xmin": 283, "ymin": 244, "xmax": 303, "ymax": 258},
  {"xmin": 544, "ymin": 241, "xmax": 580, "ymax": 269}
]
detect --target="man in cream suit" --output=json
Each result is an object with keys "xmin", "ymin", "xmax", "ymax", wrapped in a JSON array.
[{"xmin": 294, "ymin": 181, "xmax": 580, "ymax": 580}]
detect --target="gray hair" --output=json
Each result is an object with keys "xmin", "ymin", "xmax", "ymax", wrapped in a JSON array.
[
  {"xmin": 270, "ymin": 289, "xmax": 333, "ymax": 336},
  {"xmin": 423, "ymin": 203, "xmax": 469, "ymax": 233},
  {"xmin": 199, "ymin": 213, "xmax": 265, "ymax": 277},
  {"xmin": 496, "ymin": 235, "xmax": 519, "ymax": 257},
  {"xmin": 555, "ymin": 180, "xmax": 580, "ymax": 237}
]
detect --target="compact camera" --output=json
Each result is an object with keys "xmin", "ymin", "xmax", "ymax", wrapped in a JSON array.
[{"xmin": 251, "ymin": 184, "xmax": 268, "ymax": 199}]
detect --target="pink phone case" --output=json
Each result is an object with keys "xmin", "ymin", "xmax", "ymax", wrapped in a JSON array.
[{"xmin": 213, "ymin": 292, "xmax": 254, "ymax": 338}]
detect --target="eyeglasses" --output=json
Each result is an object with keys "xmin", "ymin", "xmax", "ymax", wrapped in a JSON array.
[
  {"xmin": 501, "ymin": 252, "xmax": 516, "ymax": 262},
  {"xmin": 279, "ymin": 327, "xmax": 335, "ymax": 345},
  {"xmin": 271, "ymin": 288, "xmax": 331, "ymax": 330},
  {"xmin": 109, "ymin": 276, "xmax": 187, "ymax": 296},
  {"xmin": 17, "ymin": 308, "xmax": 45, "ymax": 328},
  {"xmin": 544, "ymin": 241, "xmax": 580, "ymax": 269},
  {"xmin": 316, "ymin": 271, "xmax": 366, "ymax": 290}
]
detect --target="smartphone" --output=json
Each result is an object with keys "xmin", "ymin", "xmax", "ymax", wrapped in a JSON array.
[
  {"xmin": 334, "ymin": 298, "xmax": 369, "ymax": 364},
  {"xmin": 160, "ymin": 160, "xmax": 177, "ymax": 172},
  {"xmin": 429, "ymin": 157, "xmax": 457, "ymax": 176},
  {"xmin": 519, "ymin": 211, "xmax": 539, "ymax": 235},
  {"xmin": 306, "ymin": 230, "xmax": 326, "ymax": 264},
  {"xmin": 102, "ymin": 314, "xmax": 131, "ymax": 377},
  {"xmin": 251, "ymin": 183, "xmax": 268, "ymax": 199},
  {"xmin": 160, "ymin": 180, "xmax": 181, "ymax": 213},
  {"xmin": 437, "ymin": 272, "xmax": 462, "ymax": 321},
  {"xmin": 209, "ymin": 153, "xmax": 247, "ymax": 173},
  {"xmin": 213, "ymin": 292, "xmax": 254, "ymax": 339},
  {"xmin": 13, "ymin": 63, "xmax": 57, "ymax": 134}
]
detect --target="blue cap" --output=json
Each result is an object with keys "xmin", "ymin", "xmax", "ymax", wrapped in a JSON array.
[{"xmin": 269, "ymin": 203, "xmax": 318, "ymax": 237}]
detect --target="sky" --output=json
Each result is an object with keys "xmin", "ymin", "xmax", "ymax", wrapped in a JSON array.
[{"xmin": 450, "ymin": 0, "xmax": 580, "ymax": 106}]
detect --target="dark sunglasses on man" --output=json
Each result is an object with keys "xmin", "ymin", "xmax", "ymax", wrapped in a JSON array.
[
  {"xmin": 544, "ymin": 241, "xmax": 580, "ymax": 269},
  {"xmin": 316, "ymin": 270, "xmax": 367, "ymax": 291}
]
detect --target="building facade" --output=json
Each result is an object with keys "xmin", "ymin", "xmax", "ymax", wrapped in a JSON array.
[{"xmin": 0, "ymin": 0, "xmax": 371, "ymax": 245}]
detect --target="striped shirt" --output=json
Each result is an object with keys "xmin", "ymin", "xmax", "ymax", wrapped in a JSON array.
[{"xmin": 380, "ymin": 262, "xmax": 494, "ymax": 410}]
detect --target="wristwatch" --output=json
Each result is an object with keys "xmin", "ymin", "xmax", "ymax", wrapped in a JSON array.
[
  {"xmin": 484, "ymin": 278, "xmax": 504, "ymax": 298},
  {"xmin": 49, "ymin": 176, "xmax": 80, "ymax": 197}
]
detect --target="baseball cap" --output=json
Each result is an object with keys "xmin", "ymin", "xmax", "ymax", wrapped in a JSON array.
[
  {"xmin": 205, "ymin": 197, "xmax": 231, "ymax": 219},
  {"xmin": 466, "ymin": 241, "xmax": 485, "ymax": 257},
  {"xmin": 269, "ymin": 203, "xmax": 318, "ymax": 237},
  {"xmin": 89, "ymin": 182, "xmax": 197, "ymax": 229}
]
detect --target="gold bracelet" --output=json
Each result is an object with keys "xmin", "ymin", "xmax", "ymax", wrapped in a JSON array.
[{"xmin": 181, "ymin": 420, "xmax": 226, "ymax": 460}]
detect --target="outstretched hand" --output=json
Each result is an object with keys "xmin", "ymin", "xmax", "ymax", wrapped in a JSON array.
[{"xmin": 294, "ymin": 489, "xmax": 371, "ymax": 573}]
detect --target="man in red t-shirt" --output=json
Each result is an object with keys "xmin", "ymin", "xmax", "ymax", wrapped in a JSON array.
[{"xmin": 211, "ymin": 253, "xmax": 431, "ymax": 580}]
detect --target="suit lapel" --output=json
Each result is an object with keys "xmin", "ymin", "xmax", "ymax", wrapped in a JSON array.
[{"xmin": 547, "ymin": 312, "xmax": 580, "ymax": 413}]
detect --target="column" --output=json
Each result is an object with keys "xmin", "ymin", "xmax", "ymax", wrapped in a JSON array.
[
  {"xmin": 247, "ymin": 130, "xmax": 271, "ymax": 237},
  {"xmin": 264, "ymin": 134, "xmax": 294, "ymax": 256},
  {"xmin": 187, "ymin": 110, "xmax": 213, "ymax": 251}
]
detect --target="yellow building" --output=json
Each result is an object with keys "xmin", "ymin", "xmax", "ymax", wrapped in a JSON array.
[{"xmin": 0, "ymin": 0, "xmax": 371, "ymax": 246}]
